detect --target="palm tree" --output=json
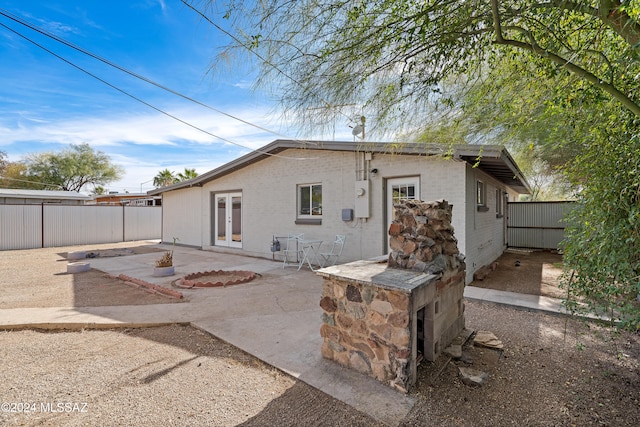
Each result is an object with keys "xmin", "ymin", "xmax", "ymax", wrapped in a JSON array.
[
  {"xmin": 92, "ymin": 185, "xmax": 107, "ymax": 195},
  {"xmin": 176, "ymin": 168, "xmax": 198, "ymax": 182},
  {"xmin": 153, "ymin": 169, "xmax": 176, "ymax": 187}
]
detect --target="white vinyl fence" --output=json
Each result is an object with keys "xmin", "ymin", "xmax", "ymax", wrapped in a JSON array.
[{"xmin": 0, "ymin": 204, "xmax": 161, "ymax": 250}]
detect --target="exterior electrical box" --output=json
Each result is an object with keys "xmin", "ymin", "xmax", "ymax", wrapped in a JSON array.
[
  {"xmin": 354, "ymin": 180, "xmax": 370, "ymax": 218},
  {"xmin": 342, "ymin": 208, "xmax": 354, "ymax": 221}
]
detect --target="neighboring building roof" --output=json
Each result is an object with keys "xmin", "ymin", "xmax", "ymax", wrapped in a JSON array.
[
  {"xmin": 94, "ymin": 193, "xmax": 151, "ymax": 201},
  {"xmin": 0, "ymin": 188, "xmax": 92, "ymax": 201},
  {"xmin": 149, "ymin": 140, "xmax": 531, "ymax": 195},
  {"xmin": 92, "ymin": 193, "xmax": 162, "ymax": 206}
]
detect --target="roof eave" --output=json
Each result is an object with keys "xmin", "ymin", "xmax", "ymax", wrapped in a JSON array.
[{"xmin": 148, "ymin": 140, "xmax": 531, "ymax": 195}]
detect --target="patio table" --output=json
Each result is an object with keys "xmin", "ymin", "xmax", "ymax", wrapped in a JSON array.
[{"xmin": 297, "ymin": 239, "xmax": 323, "ymax": 271}]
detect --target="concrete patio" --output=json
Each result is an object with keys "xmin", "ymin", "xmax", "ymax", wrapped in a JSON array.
[
  {"xmin": 0, "ymin": 242, "xmax": 569, "ymax": 426},
  {"xmin": 0, "ymin": 244, "xmax": 416, "ymax": 426}
]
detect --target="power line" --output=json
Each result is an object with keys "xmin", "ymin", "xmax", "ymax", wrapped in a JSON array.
[
  {"xmin": 0, "ymin": 20, "xmax": 316, "ymax": 161},
  {"xmin": 0, "ymin": 176, "xmax": 63, "ymax": 189},
  {"xmin": 0, "ymin": 7, "xmax": 318, "ymax": 149},
  {"xmin": 180, "ymin": 0, "xmax": 358, "ymax": 125}
]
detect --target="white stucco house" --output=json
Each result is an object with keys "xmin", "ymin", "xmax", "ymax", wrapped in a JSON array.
[{"xmin": 149, "ymin": 140, "xmax": 530, "ymax": 283}]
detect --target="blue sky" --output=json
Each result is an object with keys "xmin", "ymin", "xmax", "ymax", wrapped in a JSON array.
[{"xmin": 0, "ymin": 1, "xmax": 353, "ymax": 193}]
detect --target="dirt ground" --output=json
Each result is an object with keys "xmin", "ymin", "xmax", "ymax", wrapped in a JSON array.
[
  {"xmin": 0, "ymin": 242, "xmax": 178, "ymax": 309},
  {"xmin": 470, "ymin": 249, "xmax": 566, "ymax": 299},
  {"xmin": 1, "ymin": 244, "xmax": 639, "ymax": 426}
]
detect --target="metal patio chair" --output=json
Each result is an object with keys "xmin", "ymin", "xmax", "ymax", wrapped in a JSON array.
[
  {"xmin": 319, "ymin": 235, "xmax": 346, "ymax": 267},
  {"xmin": 282, "ymin": 233, "xmax": 304, "ymax": 268}
]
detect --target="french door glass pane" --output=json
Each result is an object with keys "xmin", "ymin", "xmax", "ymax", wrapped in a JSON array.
[
  {"xmin": 217, "ymin": 197, "xmax": 226, "ymax": 241},
  {"xmin": 231, "ymin": 196, "xmax": 242, "ymax": 242}
]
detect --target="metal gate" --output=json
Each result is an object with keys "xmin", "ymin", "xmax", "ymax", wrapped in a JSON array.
[{"xmin": 507, "ymin": 201, "xmax": 576, "ymax": 249}]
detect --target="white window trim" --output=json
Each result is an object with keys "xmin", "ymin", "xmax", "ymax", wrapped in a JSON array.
[
  {"xmin": 496, "ymin": 188, "xmax": 504, "ymax": 218},
  {"xmin": 297, "ymin": 183, "xmax": 322, "ymax": 219},
  {"xmin": 477, "ymin": 180, "xmax": 489, "ymax": 212}
]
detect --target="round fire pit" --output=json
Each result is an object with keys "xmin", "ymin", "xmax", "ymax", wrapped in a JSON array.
[{"xmin": 178, "ymin": 270, "xmax": 257, "ymax": 288}]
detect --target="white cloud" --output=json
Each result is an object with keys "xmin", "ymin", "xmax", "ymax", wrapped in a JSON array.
[
  {"xmin": 0, "ymin": 102, "xmax": 303, "ymax": 192},
  {"xmin": 0, "ymin": 103, "xmax": 289, "ymax": 150},
  {"xmin": 0, "ymin": 100, "xmax": 365, "ymax": 193},
  {"xmin": 232, "ymin": 80, "xmax": 254, "ymax": 90}
]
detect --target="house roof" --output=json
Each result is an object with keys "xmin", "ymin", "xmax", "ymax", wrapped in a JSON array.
[
  {"xmin": 0, "ymin": 188, "xmax": 93, "ymax": 201},
  {"xmin": 149, "ymin": 140, "xmax": 531, "ymax": 195}
]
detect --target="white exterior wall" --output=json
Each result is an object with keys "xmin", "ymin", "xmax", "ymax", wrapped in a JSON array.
[
  {"xmin": 161, "ymin": 187, "xmax": 202, "ymax": 246},
  {"xmin": 463, "ymin": 165, "xmax": 510, "ymax": 282},
  {"xmin": 161, "ymin": 149, "xmax": 469, "ymax": 265},
  {"xmin": 373, "ymin": 153, "xmax": 468, "ymax": 257},
  {"xmin": 200, "ymin": 149, "xmax": 367, "ymax": 258},
  {"xmin": 160, "ymin": 148, "xmax": 515, "ymax": 284}
]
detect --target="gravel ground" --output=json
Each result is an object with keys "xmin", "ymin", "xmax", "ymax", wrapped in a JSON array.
[
  {"xmin": 1, "ymin": 244, "xmax": 639, "ymax": 426},
  {"xmin": 1, "ymin": 305, "xmax": 638, "ymax": 427},
  {"xmin": 0, "ymin": 242, "xmax": 179, "ymax": 308},
  {"xmin": 0, "ymin": 325, "xmax": 379, "ymax": 427},
  {"xmin": 405, "ymin": 302, "xmax": 640, "ymax": 426}
]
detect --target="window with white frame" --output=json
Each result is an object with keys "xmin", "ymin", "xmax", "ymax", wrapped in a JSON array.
[
  {"xmin": 496, "ymin": 188, "xmax": 504, "ymax": 217},
  {"xmin": 477, "ymin": 180, "xmax": 486, "ymax": 206},
  {"xmin": 298, "ymin": 184, "xmax": 322, "ymax": 217}
]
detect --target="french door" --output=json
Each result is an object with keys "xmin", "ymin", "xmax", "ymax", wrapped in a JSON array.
[{"xmin": 214, "ymin": 192, "xmax": 242, "ymax": 248}]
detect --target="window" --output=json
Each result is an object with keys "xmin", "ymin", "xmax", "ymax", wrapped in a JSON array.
[
  {"xmin": 477, "ymin": 181, "xmax": 486, "ymax": 206},
  {"xmin": 496, "ymin": 188, "xmax": 503, "ymax": 217},
  {"xmin": 391, "ymin": 183, "xmax": 416, "ymax": 204},
  {"xmin": 298, "ymin": 184, "xmax": 322, "ymax": 218},
  {"xmin": 477, "ymin": 181, "xmax": 488, "ymax": 212}
]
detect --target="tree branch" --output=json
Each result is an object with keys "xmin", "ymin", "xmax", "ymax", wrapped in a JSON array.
[
  {"xmin": 491, "ymin": 0, "xmax": 504, "ymax": 43},
  {"xmin": 493, "ymin": 34, "xmax": 640, "ymax": 117},
  {"xmin": 530, "ymin": 0, "xmax": 640, "ymax": 47}
]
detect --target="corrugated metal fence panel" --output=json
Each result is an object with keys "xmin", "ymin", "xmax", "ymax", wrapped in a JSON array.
[
  {"xmin": 43, "ymin": 205, "xmax": 124, "ymax": 247},
  {"xmin": 0, "ymin": 205, "xmax": 42, "ymax": 250},
  {"xmin": 1, "ymin": 205, "xmax": 161, "ymax": 250},
  {"xmin": 508, "ymin": 202, "xmax": 573, "ymax": 228},
  {"xmin": 507, "ymin": 202, "xmax": 576, "ymax": 249},
  {"xmin": 508, "ymin": 227, "xmax": 567, "ymax": 249},
  {"xmin": 124, "ymin": 206, "xmax": 161, "ymax": 241}
]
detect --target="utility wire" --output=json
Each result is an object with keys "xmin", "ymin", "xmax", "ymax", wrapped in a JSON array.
[
  {"xmin": 0, "ymin": 176, "xmax": 63, "ymax": 189},
  {"xmin": 180, "ymin": 0, "xmax": 358, "ymax": 125},
  {"xmin": 0, "ymin": 22, "xmax": 243, "ymax": 150},
  {"xmin": 0, "ymin": 7, "xmax": 318, "ymax": 149}
]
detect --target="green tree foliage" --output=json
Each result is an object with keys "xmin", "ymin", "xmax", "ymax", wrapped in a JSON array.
[
  {"xmin": 200, "ymin": 0, "xmax": 640, "ymax": 326},
  {"xmin": 412, "ymin": 58, "xmax": 607, "ymax": 199},
  {"xmin": 0, "ymin": 150, "xmax": 7, "ymax": 174},
  {"xmin": 0, "ymin": 162, "xmax": 43, "ymax": 189},
  {"xmin": 23, "ymin": 143, "xmax": 123, "ymax": 192},
  {"xmin": 153, "ymin": 168, "xmax": 199, "ymax": 187},
  {"xmin": 562, "ymin": 120, "xmax": 640, "ymax": 329},
  {"xmin": 153, "ymin": 169, "xmax": 177, "ymax": 187},
  {"xmin": 92, "ymin": 185, "xmax": 107, "ymax": 195},
  {"xmin": 207, "ymin": 0, "xmax": 640, "ymax": 131}
]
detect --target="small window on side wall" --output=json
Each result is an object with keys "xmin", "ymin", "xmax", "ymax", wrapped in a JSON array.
[
  {"xmin": 496, "ymin": 188, "xmax": 504, "ymax": 218},
  {"xmin": 477, "ymin": 181, "xmax": 489, "ymax": 212},
  {"xmin": 296, "ymin": 183, "xmax": 322, "ymax": 224}
]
